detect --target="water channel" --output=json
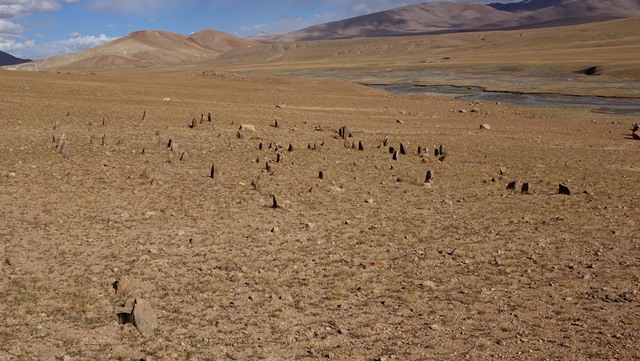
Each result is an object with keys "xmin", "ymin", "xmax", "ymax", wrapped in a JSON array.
[{"xmin": 375, "ymin": 84, "xmax": 640, "ymax": 116}]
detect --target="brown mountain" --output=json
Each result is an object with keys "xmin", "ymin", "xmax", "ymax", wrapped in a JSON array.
[
  {"xmin": 0, "ymin": 51, "xmax": 30, "ymax": 66},
  {"xmin": 212, "ymin": 15, "xmax": 640, "ymax": 83},
  {"xmin": 9, "ymin": 29, "xmax": 256, "ymax": 72},
  {"xmin": 248, "ymin": 0, "xmax": 640, "ymax": 43}
]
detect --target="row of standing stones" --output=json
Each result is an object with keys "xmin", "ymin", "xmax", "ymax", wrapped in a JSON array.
[{"xmin": 46, "ymin": 108, "xmax": 624, "ymax": 337}]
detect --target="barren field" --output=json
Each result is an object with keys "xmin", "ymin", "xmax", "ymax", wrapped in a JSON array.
[{"xmin": 1, "ymin": 70, "xmax": 639, "ymax": 360}]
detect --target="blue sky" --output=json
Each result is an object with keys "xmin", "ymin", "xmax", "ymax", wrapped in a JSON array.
[{"xmin": 0, "ymin": 0, "xmax": 516, "ymax": 59}]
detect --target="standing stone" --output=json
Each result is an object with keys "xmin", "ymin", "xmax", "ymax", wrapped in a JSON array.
[
  {"xmin": 521, "ymin": 182, "xmax": 530, "ymax": 194},
  {"xmin": 383, "ymin": 135, "xmax": 389, "ymax": 147},
  {"xmin": 506, "ymin": 181, "xmax": 517, "ymax": 190},
  {"xmin": 210, "ymin": 163, "xmax": 217, "ymax": 179},
  {"xmin": 559, "ymin": 183, "xmax": 571, "ymax": 195},
  {"xmin": 258, "ymin": 142, "xmax": 263, "ymax": 150},
  {"xmin": 272, "ymin": 195, "xmax": 286, "ymax": 209},
  {"xmin": 400, "ymin": 143, "xmax": 407, "ymax": 155},
  {"xmin": 358, "ymin": 141, "xmax": 364, "ymax": 151},
  {"xmin": 340, "ymin": 126, "xmax": 352, "ymax": 139},
  {"xmin": 57, "ymin": 138, "xmax": 66, "ymax": 152},
  {"xmin": 392, "ymin": 150, "xmax": 399, "ymax": 161},
  {"xmin": 131, "ymin": 298, "xmax": 158, "ymax": 337},
  {"xmin": 288, "ymin": 144, "xmax": 294, "ymax": 152},
  {"xmin": 319, "ymin": 170, "xmax": 324, "ymax": 180},
  {"xmin": 208, "ymin": 112, "xmax": 212, "ymax": 122},
  {"xmin": 180, "ymin": 152, "xmax": 188, "ymax": 162},
  {"xmin": 425, "ymin": 170, "xmax": 433, "ymax": 183},
  {"xmin": 190, "ymin": 118, "xmax": 198, "ymax": 128},
  {"xmin": 439, "ymin": 144, "xmax": 447, "ymax": 157},
  {"xmin": 434, "ymin": 148, "xmax": 440, "ymax": 157},
  {"xmin": 389, "ymin": 146, "xmax": 395, "ymax": 154},
  {"xmin": 251, "ymin": 177, "xmax": 262, "ymax": 192},
  {"xmin": 167, "ymin": 138, "xmax": 173, "ymax": 149}
]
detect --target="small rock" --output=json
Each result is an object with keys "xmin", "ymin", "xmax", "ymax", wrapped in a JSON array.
[
  {"xmin": 272, "ymin": 194, "xmax": 286, "ymax": 209},
  {"xmin": 480, "ymin": 124, "xmax": 491, "ymax": 130},
  {"xmin": 429, "ymin": 324, "xmax": 442, "ymax": 331},
  {"xmin": 131, "ymin": 298, "xmax": 158, "ymax": 337},
  {"xmin": 271, "ymin": 227, "xmax": 280, "ymax": 234},
  {"xmin": 365, "ymin": 198, "xmax": 374, "ymax": 204},
  {"xmin": 239, "ymin": 124, "xmax": 256, "ymax": 132},
  {"xmin": 275, "ymin": 103, "xmax": 286, "ymax": 109},
  {"xmin": 559, "ymin": 183, "xmax": 571, "ymax": 195}
]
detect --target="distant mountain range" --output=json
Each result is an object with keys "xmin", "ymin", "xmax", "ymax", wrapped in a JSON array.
[
  {"xmin": 6, "ymin": 0, "xmax": 640, "ymax": 72},
  {"xmin": 0, "ymin": 51, "xmax": 30, "ymax": 66},
  {"xmin": 9, "ymin": 29, "xmax": 256, "ymax": 72},
  {"xmin": 248, "ymin": 0, "xmax": 640, "ymax": 43}
]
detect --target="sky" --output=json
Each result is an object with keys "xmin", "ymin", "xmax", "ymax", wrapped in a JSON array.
[{"xmin": 0, "ymin": 0, "xmax": 517, "ymax": 59}]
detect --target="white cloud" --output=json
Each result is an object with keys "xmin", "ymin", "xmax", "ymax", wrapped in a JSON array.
[
  {"xmin": 90, "ymin": 0, "xmax": 177, "ymax": 14},
  {"xmin": 0, "ymin": 18, "xmax": 22, "ymax": 34},
  {"xmin": 69, "ymin": 31, "xmax": 80, "ymax": 37},
  {"xmin": 0, "ymin": 0, "xmax": 78, "ymax": 19},
  {"xmin": 0, "ymin": 33, "xmax": 116, "ymax": 59}
]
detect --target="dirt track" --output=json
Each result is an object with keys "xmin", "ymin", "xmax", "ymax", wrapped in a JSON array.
[{"xmin": 1, "ymin": 70, "xmax": 639, "ymax": 360}]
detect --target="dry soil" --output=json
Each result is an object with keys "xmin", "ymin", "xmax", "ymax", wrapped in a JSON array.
[{"xmin": 1, "ymin": 70, "xmax": 639, "ymax": 360}]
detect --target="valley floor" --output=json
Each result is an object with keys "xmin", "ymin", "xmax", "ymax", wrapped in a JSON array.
[{"xmin": 1, "ymin": 70, "xmax": 639, "ymax": 360}]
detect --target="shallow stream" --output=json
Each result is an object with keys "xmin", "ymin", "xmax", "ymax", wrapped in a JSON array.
[{"xmin": 375, "ymin": 84, "xmax": 640, "ymax": 116}]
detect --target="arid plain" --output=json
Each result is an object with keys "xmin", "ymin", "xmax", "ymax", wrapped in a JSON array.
[{"xmin": 2, "ymin": 18, "xmax": 640, "ymax": 361}]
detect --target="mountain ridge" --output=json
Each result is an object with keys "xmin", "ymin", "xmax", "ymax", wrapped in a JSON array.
[
  {"xmin": 0, "ymin": 51, "xmax": 30, "ymax": 66},
  {"xmin": 248, "ymin": 0, "xmax": 640, "ymax": 43},
  {"xmin": 8, "ymin": 29, "xmax": 256, "ymax": 72}
]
